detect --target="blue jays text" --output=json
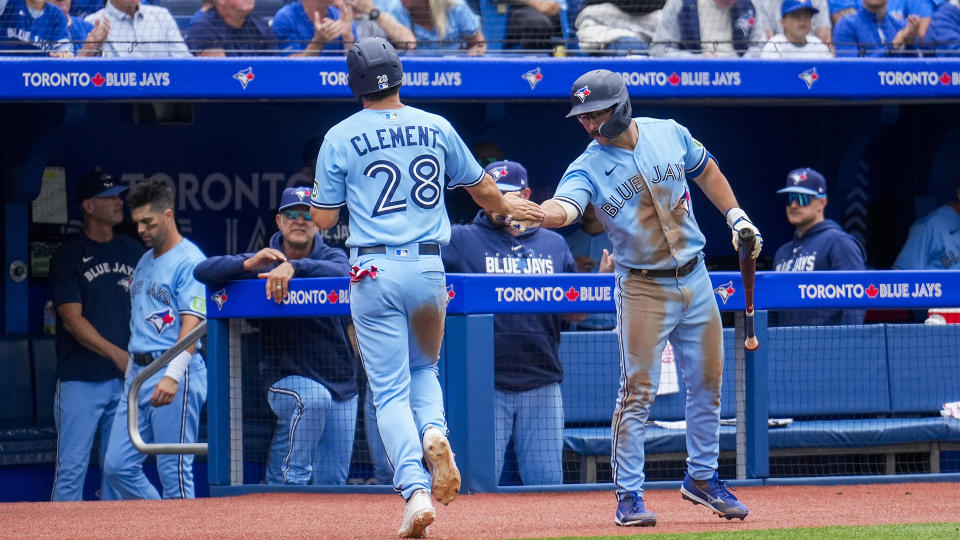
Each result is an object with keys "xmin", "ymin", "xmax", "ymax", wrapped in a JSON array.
[
  {"xmin": 599, "ymin": 164, "xmax": 686, "ymax": 218},
  {"xmin": 349, "ymin": 125, "xmax": 442, "ymax": 156},
  {"xmin": 133, "ymin": 280, "xmax": 174, "ymax": 307}
]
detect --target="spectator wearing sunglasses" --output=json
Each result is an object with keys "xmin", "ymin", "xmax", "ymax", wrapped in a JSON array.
[
  {"xmin": 771, "ymin": 168, "xmax": 866, "ymax": 326},
  {"xmin": 194, "ymin": 186, "xmax": 359, "ymax": 485}
]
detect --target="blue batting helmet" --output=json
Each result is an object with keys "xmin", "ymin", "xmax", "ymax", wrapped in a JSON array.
[
  {"xmin": 566, "ymin": 69, "xmax": 632, "ymax": 139},
  {"xmin": 347, "ymin": 37, "xmax": 404, "ymax": 98}
]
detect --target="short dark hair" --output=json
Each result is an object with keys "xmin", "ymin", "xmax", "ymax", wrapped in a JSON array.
[
  {"xmin": 361, "ymin": 84, "xmax": 401, "ymax": 104},
  {"xmin": 127, "ymin": 177, "xmax": 175, "ymax": 214}
]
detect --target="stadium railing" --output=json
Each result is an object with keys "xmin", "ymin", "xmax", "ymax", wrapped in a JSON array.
[{"xmin": 202, "ymin": 270, "xmax": 960, "ymax": 496}]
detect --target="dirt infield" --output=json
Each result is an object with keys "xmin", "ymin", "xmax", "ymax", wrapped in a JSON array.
[{"xmin": 5, "ymin": 482, "xmax": 958, "ymax": 539}]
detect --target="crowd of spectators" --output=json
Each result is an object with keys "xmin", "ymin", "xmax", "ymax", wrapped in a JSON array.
[{"xmin": 1, "ymin": 0, "xmax": 959, "ymax": 56}]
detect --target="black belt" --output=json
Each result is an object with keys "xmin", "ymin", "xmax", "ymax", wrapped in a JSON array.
[
  {"xmin": 356, "ymin": 243, "xmax": 440, "ymax": 256},
  {"xmin": 132, "ymin": 353, "xmax": 155, "ymax": 366},
  {"xmin": 629, "ymin": 256, "xmax": 699, "ymax": 279}
]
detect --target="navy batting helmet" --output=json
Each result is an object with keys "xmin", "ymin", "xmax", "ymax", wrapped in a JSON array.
[
  {"xmin": 566, "ymin": 69, "xmax": 632, "ymax": 139},
  {"xmin": 347, "ymin": 37, "xmax": 403, "ymax": 98}
]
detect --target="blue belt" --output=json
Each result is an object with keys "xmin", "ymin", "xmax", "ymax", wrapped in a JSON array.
[{"xmin": 356, "ymin": 242, "xmax": 440, "ymax": 256}]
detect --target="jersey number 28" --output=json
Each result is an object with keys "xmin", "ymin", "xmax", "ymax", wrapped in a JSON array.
[{"xmin": 364, "ymin": 154, "xmax": 442, "ymax": 217}]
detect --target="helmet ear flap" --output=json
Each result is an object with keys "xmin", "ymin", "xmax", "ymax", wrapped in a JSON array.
[{"xmin": 598, "ymin": 94, "xmax": 632, "ymax": 139}]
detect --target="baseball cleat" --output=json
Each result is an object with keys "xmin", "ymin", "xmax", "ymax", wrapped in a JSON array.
[
  {"xmin": 422, "ymin": 426, "xmax": 461, "ymax": 505},
  {"xmin": 680, "ymin": 472, "xmax": 749, "ymax": 520},
  {"xmin": 398, "ymin": 489, "xmax": 435, "ymax": 538},
  {"xmin": 615, "ymin": 493, "xmax": 657, "ymax": 527}
]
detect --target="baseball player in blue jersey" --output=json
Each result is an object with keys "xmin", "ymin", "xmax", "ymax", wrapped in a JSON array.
[
  {"xmin": 539, "ymin": 69, "xmax": 762, "ymax": 526},
  {"xmin": 102, "ymin": 178, "xmax": 208, "ymax": 500},
  {"xmin": 309, "ymin": 37, "xmax": 543, "ymax": 538},
  {"xmin": 49, "ymin": 170, "xmax": 144, "ymax": 501},
  {"xmin": 442, "ymin": 160, "xmax": 579, "ymax": 486},
  {"xmin": 194, "ymin": 187, "xmax": 360, "ymax": 485},
  {"xmin": 894, "ymin": 180, "xmax": 960, "ymax": 270}
]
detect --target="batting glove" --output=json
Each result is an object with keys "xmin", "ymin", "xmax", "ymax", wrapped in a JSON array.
[{"xmin": 725, "ymin": 207, "xmax": 762, "ymax": 259}]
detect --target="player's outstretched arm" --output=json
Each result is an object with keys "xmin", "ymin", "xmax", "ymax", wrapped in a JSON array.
[
  {"xmin": 540, "ymin": 199, "xmax": 578, "ymax": 229},
  {"xmin": 465, "ymin": 173, "xmax": 544, "ymax": 222}
]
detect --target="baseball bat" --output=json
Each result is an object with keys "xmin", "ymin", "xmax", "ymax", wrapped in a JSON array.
[{"xmin": 737, "ymin": 228, "xmax": 759, "ymax": 351}]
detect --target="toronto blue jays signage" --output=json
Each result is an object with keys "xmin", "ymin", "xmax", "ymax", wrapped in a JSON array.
[{"xmin": 6, "ymin": 58, "xmax": 960, "ymax": 101}]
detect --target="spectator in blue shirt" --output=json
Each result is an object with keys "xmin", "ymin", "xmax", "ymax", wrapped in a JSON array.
[
  {"xmin": 442, "ymin": 160, "xmax": 580, "ymax": 486},
  {"xmin": 887, "ymin": 0, "xmax": 937, "ymax": 39},
  {"xmin": 273, "ymin": 0, "xmax": 356, "ymax": 55},
  {"xmin": 771, "ymin": 168, "xmax": 867, "ymax": 326},
  {"xmin": 186, "ymin": 0, "xmax": 276, "ymax": 55},
  {"xmin": 380, "ymin": 0, "xmax": 487, "ymax": 54},
  {"xmin": 0, "ymin": 0, "xmax": 72, "ymax": 55},
  {"xmin": 833, "ymin": 0, "xmax": 921, "ymax": 55},
  {"xmin": 48, "ymin": 0, "xmax": 110, "ymax": 55},
  {"xmin": 924, "ymin": 0, "xmax": 960, "ymax": 53}
]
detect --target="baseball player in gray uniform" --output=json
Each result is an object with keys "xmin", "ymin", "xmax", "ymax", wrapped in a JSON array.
[
  {"xmin": 309, "ymin": 37, "xmax": 543, "ymax": 538},
  {"xmin": 539, "ymin": 69, "xmax": 762, "ymax": 526}
]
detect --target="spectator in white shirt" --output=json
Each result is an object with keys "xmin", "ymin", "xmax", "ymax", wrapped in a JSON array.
[
  {"xmin": 84, "ymin": 0, "xmax": 190, "ymax": 56},
  {"xmin": 760, "ymin": 0, "xmax": 832, "ymax": 57},
  {"xmin": 754, "ymin": 0, "xmax": 832, "ymax": 45}
]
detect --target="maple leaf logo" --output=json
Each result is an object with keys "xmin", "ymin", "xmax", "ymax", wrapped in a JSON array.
[
  {"xmin": 328, "ymin": 290, "xmax": 338, "ymax": 303},
  {"xmin": 865, "ymin": 284, "xmax": 879, "ymax": 298},
  {"xmin": 92, "ymin": 72, "xmax": 105, "ymax": 86},
  {"xmin": 668, "ymin": 72, "xmax": 681, "ymax": 85},
  {"xmin": 446, "ymin": 284, "xmax": 455, "ymax": 299},
  {"xmin": 565, "ymin": 287, "xmax": 579, "ymax": 301}
]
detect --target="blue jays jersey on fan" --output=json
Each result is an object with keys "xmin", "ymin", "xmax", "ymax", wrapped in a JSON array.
[
  {"xmin": 311, "ymin": 106, "xmax": 484, "ymax": 247},
  {"xmin": 894, "ymin": 204, "xmax": 960, "ymax": 270},
  {"xmin": 129, "ymin": 239, "xmax": 207, "ymax": 353},
  {"xmin": 0, "ymin": 0, "xmax": 71, "ymax": 54},
  {"xmin": 553, "ymin": 117, "xmax": 711, "ymax": 271}
]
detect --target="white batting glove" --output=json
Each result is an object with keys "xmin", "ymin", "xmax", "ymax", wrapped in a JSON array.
[{"xmin": 725, "ymin": 207, "xmax": 762, "ymax": 259}]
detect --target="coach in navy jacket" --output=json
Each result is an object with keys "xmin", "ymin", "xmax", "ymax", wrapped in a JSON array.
[
  {"xmin": 194, "ymin": 187, "xmax": 358, "ymax": 485},
  {"xmin": 771, "ymin": 168, "xmax": 867, "ymax": 326},
  {"xmin": 442, "ymin": 160, "xmax": 578, "ymax": 486}
]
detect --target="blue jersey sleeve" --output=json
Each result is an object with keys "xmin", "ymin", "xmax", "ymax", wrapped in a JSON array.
[
  {"xmin": 676, "ymin": 122, "xmax": 710, "ymax": 178},
  {"xmin": 312, "ymin": 137, "xmax": 348, "ymax": 208},
  {"xmin": 893, "ymin": 221, "xmax": 931, "ymax": 269},
  {"xmin": 176, "ymin": 256, "xmax": 207, "ymax": 319},
  {"xmin": 446, "ymin": 1, "xmax": 480, "ymax": 38},
  {"xmin": 441, "ymin": 119, "xmax": 484, "ymax": 188},
  {"xmin": 553, "ymin": 165, "xmax": 596, "ymax": 218}
]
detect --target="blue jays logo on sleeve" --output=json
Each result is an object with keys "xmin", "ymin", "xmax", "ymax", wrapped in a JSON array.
[
  {"xmin": 147, "ymin": 308, "xmax": 176, "ymax": 334},
  {"xmin": 211, "ymin": 289, "xmax": 228, "ymax": 310},
  {"xmin": 714, "ymin": 281, "xmax": 735, "ymax": 304},
  {"xmin": 574, "ymin": 86, "xmax": 591, "ymax": 103}
]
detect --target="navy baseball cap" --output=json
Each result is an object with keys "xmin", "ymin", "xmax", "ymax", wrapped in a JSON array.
[
  {"xmin": 781, "ymin": 0, "xmax": 819, "ymax": 16},
  {"xmin": 77, "ymin": 169, "xmax": 126, "ymax": 201},
  {"xmin": 278, "ymin": 186, "xmax": 313, "ymax": 211},
  {"xmin": 485, "ymin": 160, "xmax": 528, "ymax": 192},
  {"xmin": 777, "ymin": 168, "xmax": 827, "ymax": 197}
]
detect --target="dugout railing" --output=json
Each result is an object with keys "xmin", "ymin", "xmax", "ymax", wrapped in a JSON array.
[{"xmin": 201, "ymin": 271, "xmax": 960, "ymax": 496}]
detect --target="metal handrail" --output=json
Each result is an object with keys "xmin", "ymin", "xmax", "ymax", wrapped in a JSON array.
[{"xmin": 128, "ymin": 321, "xmax": 208, "ymax": 455}]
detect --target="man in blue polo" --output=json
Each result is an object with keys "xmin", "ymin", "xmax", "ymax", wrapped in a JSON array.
[
  {"xmin": 772, "ymin": 168, "xmax": 867, "ymax": 326},
  {"xmin": 442, "ymin": 160, "xmax": 579, "ymax": 486}
]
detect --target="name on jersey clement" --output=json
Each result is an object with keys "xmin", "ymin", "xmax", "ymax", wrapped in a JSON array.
[{"xmin": 350, "ymin": 126, "xmax": 441, "ymax": 156}]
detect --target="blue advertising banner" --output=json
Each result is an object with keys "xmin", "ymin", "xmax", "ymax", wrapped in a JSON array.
[
  {"xmin": 5, "ymin": 57, "xmax": 960, "ymax": 101},
  {"xmin": 206, "ymin": 270, "xmax": 960, "ymax": 319}
]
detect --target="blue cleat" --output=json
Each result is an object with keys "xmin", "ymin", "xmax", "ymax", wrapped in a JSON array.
[
  {"xmin": 680, "ymin": 472, "xmax": 749, "ymax": 520},
  {"xmin": 615, "ymin": 493, "xmax": 657, "ymax": 527}
]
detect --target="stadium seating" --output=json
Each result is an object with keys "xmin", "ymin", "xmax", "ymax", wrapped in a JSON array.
[
  {"xmin": 561, "ymin": 324, "xmax": 960, "ymax": 482},
  {"xmin": 0, "ymin": 337, "xmax": 56, "ymax": 466}
]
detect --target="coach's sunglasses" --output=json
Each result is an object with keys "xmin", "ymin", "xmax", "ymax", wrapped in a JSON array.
[
  {"xmin": 282, "ymin": 209, "xmax": 312, "ymax": 221},
  {"xmin": 783, "ymin": 193, "xmax": 819, "ymax": 207}
]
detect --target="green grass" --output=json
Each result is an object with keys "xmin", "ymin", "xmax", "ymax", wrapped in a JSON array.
[{"xmin": 541, "ymin": 523, "xmax": 960, "ymax": 539}]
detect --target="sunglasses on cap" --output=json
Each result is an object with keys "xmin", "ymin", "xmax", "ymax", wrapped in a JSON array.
[
  {"xmin": 281, "ymin": 209, "xmax": 312, "ymax": 221},
  {"xmin": 783, "ymin": 193, "xmax": 821, "ymax": 207}
]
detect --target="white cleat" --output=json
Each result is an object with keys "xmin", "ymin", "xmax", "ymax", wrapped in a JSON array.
[
  {"xmin": 422, "ymin": 426, "xmax": 461, "ymax": 505},
  {"xmin": 398, "ymin": 489, "xmax": 435, "ymax": 538}
]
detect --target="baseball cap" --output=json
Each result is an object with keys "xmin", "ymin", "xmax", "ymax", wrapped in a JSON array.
[
  {"xmin": 777, "ymin": 168, "xmax": 827, "ymax": 197},
  {"xmin": 278, "ymin": 186, "xmax": 313, "ymax": 211},
  {"xmin": 485, "ymin": 160, "xmax": 528, "ymax": 193},
  {"xmin": 781, "ymin": 0, "xmax": 819, "ymax": 16},
  {"xmin": 77, "ymin": 169, "xmax": 126, "ymax": 201}
]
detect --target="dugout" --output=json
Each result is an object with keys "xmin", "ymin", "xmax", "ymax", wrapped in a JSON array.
[{"xmin": 2, "ymin": 57, "xmax": 960, "ymax": 499}]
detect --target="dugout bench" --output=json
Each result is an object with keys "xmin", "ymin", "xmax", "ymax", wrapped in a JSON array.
[
  {"xmin": 0, "ymin": 336, "xmax": 57, "ymax": 467},
  {"xmin": 560, "ymin": 324, "xmax": 960, "ymax": 482}
]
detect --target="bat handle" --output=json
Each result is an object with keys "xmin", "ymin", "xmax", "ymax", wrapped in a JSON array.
[{"xmin": 738, "ymin": 228, "xmax": 756, "ymax": 260}]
